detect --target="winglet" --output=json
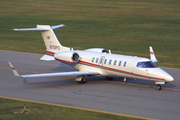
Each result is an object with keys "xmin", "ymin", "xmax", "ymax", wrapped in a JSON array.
[
  {"xmin": 9, "ymin": 62, "xmax": 21, "ymax": 77},
  {"xmin": 149, "ymin": 46, "xmax": 158, "ymax": 63}
]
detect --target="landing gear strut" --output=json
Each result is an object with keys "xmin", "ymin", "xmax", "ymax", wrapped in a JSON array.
[
  {"xmin": 156, "ymin": 84, "xmax": 161, "ymax": 90},
  {"xmin": 76, "ymin": 76, "xmax": 87, "ymax": 84}
]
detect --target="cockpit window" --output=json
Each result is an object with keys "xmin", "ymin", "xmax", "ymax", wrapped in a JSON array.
[{"xmin": 136, "ymin": 61, "xmax": 157, "ymax": 68}]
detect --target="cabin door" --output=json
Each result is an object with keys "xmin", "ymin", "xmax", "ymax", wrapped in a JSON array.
[{"xmin": 99, "ymin": 56, "xmax": 105, "ymax": 67}]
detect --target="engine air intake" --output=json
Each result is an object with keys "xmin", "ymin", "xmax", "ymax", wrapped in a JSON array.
[{"xmin": 72, "ymin": 52, "xmax": 80, "ymax": 63}]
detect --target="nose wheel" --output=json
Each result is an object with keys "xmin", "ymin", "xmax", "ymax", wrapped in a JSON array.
[{"xmin": 156, "ymin": 84, "xmax": 161, "ymax": 90}]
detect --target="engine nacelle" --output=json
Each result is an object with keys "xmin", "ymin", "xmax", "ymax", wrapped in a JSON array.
[
  {"xmin": 54, "ymin": 51, "xmax": 80, "ymax": 63},
  {"xmin": 84, "ymin": 48, "xmax": 109, "ymax": 53}
]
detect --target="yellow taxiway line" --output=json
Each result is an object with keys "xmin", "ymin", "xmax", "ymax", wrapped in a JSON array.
[
  {"xmin": 106, "ymin": 81, "xmax": 180, "ymax": 91},
  {"xmin": 1, "ymin": 66, "xmax": 178, "ymax": 119},
  {"xmin": 0, "ymin": 95, "xmax": 159, "ymax": 120}
]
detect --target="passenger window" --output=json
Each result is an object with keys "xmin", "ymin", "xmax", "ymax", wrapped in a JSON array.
[
  {"xmin": 96, "ymin": 58, "xmax": 99, "ymax": 63},
  {"xmin": 114, "ymin": 60, "xmax": 117, "ymax": 65},
  {"xmin": 100, "ymin": 58, "xmax": 103, "ymax": 63},
  {"xmin": 119, "ymin": 61, "xmax": 122, "ymax": 66},
  {"xmin": 124, "ymin": 61, "xmax": 127, "ymax": 67},
  {"xmin": 109, "ymin": 60, "xmax": 112, "ymax": 65},
  {"xmin": 92, "ymin": 57, "xmax": 95, "ymax": 62},
  {"xmin": 104, "ymin": 59, "xmax": 107, "ymax": 64}
]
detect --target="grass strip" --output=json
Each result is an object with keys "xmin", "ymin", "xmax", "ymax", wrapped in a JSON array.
[
  {"xmin": 0, "ymin": 0, "xmax": 180, "ymax": 68},
  {"xmin": 0, "ymin": 97, "xmax": 145, "ymax": 120}
]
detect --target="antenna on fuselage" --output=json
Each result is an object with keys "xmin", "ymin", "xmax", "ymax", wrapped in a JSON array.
[{"xmin": 108, "ymin": 49, "xmax": 111, "ymax": 54}]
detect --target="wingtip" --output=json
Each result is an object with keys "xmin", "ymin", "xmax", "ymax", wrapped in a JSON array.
[
  {"xmin": 60, "ymin": 24, "xmax": 65, "ymax": 26},
  {"xmin": 13, "ymin": 29, "xmax": 18, "ymax": 31},
  {"xmin": 149, "ymin": 46, "xmax": 154, "ymax": 53},
  {"xmin": 8, "ymin": 62, "xmax": 21, "ymax": 77},
  {"xmin": 9, "ymin": 62, "xmax": 13, "ymax": 68}
]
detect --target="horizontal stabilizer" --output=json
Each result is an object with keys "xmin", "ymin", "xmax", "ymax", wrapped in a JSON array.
[
  {"xmin": 40, "ymin": 54, "xmax": 55, "ymax": 61},
  {"xmin": 51, "ymin": 24, "xmax": 65, "ymax": 29},
  {"xmin": 13, "ymin": 24, "xmax": 65, "ymax": 31},
  {"xmin": 13, "ymin": 28, "xmax": 49, "ymax": 31}
]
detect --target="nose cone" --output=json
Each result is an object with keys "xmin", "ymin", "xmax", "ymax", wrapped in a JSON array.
[
  {"xmin": 149, "ymin": 68, "xmax": 174, "ymax": 82},
  {"xmin": 159, "ymin": 68, "xmax": 174, "ymax": 82},
  {"xmin": 165, "ymin": 74, "xmax": 174, "ymax": 82}
]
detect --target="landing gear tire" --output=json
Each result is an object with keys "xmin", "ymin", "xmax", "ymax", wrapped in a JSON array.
[
  {"xmin": 78, "ymin": 76, "xmax": 86, "ymax": 84},
  {"xmin": 156, "ymin": 84, "xmax": 161, "ymax": 91}
]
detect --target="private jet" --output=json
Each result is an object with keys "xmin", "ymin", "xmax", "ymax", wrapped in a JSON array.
[{"xmin": 9, "ymin": 24, "xmax": 174, "ymax": 90}]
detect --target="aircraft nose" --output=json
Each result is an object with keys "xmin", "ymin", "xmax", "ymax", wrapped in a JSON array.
[
  {"xmin": 165, "ymin": 74, "xmax": 174, "ymax": 82},
  {"xmin": 154, "ymin": 68, "xmax": 174, "ymax": 82}
]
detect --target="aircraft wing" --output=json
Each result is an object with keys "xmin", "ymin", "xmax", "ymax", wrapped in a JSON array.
[
  {"xmin": 9, "ymin": 62, "xmax": 100, "ymax": 78},
  {"xmin": 20, "ymin": 71, "xmax": 100, "ymax": 78}
]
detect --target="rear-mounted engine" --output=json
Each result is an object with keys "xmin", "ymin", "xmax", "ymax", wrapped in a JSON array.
[
  {"xmin": 54, "ymin": 51, "xmax": 80, "ymax": 63},
  {"xmin": 72, "ymin": 52, "xmax": 80, "ymax": 63}
]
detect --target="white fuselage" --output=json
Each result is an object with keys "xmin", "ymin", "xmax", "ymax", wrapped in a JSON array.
[{"xmin": 54, "ymin": 50, "xmax": 174, "ymax": 83}]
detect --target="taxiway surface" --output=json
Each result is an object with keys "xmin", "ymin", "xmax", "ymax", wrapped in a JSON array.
[{"xmin": 0, "ymin": 50, "xmax": 180, "ymax": 120}]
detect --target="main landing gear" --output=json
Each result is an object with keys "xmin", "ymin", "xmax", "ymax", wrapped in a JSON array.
[{"xmin": 76, "ymin": 75, "xmax": 87, "ymax": 84}]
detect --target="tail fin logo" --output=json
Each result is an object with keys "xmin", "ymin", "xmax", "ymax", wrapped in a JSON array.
[{"xmin": 47, "ymin": 36, "xmax": 50, "ymax": 40}]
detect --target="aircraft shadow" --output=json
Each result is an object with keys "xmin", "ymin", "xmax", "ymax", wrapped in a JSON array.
[
  {"xmin": 22, "ymin": 76, "xmax": 105, "ymax": 86},
  {"xmin": 23, "ymin": 76, "xmax": 175, "ymax": 89},
  {"xmin": 112, "ymin": 77, "xmax": 176, "ymax": 88}
]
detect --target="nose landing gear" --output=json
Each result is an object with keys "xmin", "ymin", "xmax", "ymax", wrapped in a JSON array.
[
  {"xmin": 155, "ymin": 82, "xmax": 164, "ymax": 90},
  {"xmin": 156, "ymin": 84, "xmax": 162, "ymax": 90}
]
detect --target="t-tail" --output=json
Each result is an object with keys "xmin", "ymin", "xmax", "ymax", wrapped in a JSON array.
[
  {"xmin": 14, "ymin": 24, "xmax": 70, "ymax": 61},
  {"xmin": 14, "ymin": 24, "xmax": 70, "ymax": 51}
]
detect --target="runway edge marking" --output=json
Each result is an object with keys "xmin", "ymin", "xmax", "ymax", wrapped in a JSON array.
[{"xmin": 0, "ymin": 95, "xmax": 159, "ymax": 120}]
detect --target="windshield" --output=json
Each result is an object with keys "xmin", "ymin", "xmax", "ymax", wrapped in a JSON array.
[{"xmin": 136, "ymin": 61, "xmax": 157, "ymax": 68}]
